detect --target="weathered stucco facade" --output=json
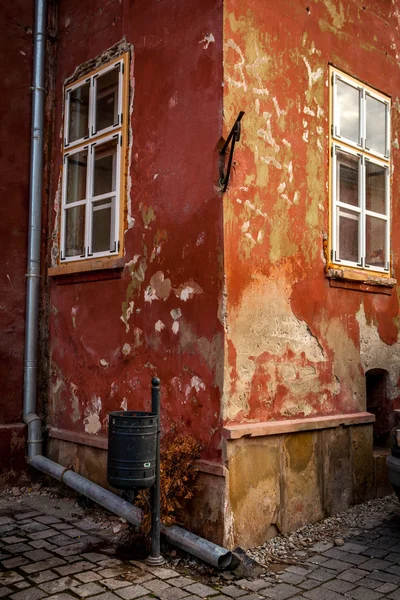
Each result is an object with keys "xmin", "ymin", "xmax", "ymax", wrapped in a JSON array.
[{"xmin": 2, "ymin": 0, "xmax": 400, "ymax": 549}]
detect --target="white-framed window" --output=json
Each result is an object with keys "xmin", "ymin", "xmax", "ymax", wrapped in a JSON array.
[
  {"xmin": 330, "ymin": 67, "xmax": 391, "ymax": 273},
  {"xmin": 60, "ymin": 54, "xmax": 128, "ymax": 262}
]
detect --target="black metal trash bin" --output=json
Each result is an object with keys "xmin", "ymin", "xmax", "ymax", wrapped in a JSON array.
[{"xmin": 107, "ymin": 411, "xmax": 157, "ymax": 490}]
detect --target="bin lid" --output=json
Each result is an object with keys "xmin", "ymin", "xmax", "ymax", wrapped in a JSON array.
[{"xmin": 109, "ymin": 410, "xmax": 156, "ymax": 418}]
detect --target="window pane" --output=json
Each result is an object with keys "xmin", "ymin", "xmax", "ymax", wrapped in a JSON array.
[
  {"xmin": 92, "ymin": 199, "xmax": 113, "ymax": 253},
  {"xmin": 65, "ymin": 205, "xmax": 85, "ymax": 257},
  {"xmin": 68, "ymin": 83, "xmax": 89, "ymax": 143},
  {"xmin": 366, "ymin": 95, "xmax": 387, "ymax": 156},
  {"xmin": 95, "ymin": 67, "xmax": 119, "ymax": 133},
  {"xmin": 338, "ymin": 207, "xmax": 359, "ymax": 263},
  {"xmin": 337, "ymin": 78, "xmax": 360, "ymax": 144},
  {"xmin": 366, "ymin": 215, "xmax": 386, "ymax": 269},
  {"xmin": 66, "ymin": 150, "xmax": 87, "ymax": 204},
  {"xmin": 366, "ymin": 161, "xmax": 386, "ymax": 215},
  {"xmin": 93, "ymin": 139, "xmax": 117, "ymax": 197},
  {"xmin": 337, "ymin": 150, "xmax": 359, "ymax": 207}
]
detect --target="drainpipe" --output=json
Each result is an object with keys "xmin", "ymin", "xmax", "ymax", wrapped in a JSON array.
[
  {"xmin": 23, "ymin": 0, "xmax": 239, "ymax": 571},
  {"xmin": 23, "ymin": 0, "xmax": 47, "ymax": 458}
]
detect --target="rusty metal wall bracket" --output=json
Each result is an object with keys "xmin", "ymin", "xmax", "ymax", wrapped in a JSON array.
[{"xmin": 219, "ymin": 111, "xmax": 244, "ymax": 193}]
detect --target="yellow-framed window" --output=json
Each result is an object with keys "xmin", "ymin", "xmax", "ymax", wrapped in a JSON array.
[
  {"xmin": 329, "ymin": 66, "xmax": 391, "ymax": 274},
  {"xmin": 60, "ymin": 53, "xmax": 129, "ymax": 263}
]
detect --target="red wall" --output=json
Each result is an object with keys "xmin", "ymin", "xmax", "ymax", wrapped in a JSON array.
[
  {"xmin": 47, "ymin": 0, "xmax": 224, "ymax": 460},
  {"xmin": 222, "ymin": 0, "xmax": 400, "ymax": 425}
]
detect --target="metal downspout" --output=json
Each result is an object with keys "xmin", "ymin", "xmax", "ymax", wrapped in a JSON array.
[
  {"xmin": 23, "ymin": 2, "xmax": 239, "ymax": 570},
  {"xmin": 23, "ymin": 0, "xmax": 48, "ymax": 458}
]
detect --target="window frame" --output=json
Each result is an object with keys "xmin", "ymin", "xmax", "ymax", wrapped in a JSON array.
[
  {"xmin": 329, "ymin": 66, "xmax": 391, "ymax": 275},
  {"xmin": 59, "ymin": 53, "xmax": 129, "ymax": 265}
]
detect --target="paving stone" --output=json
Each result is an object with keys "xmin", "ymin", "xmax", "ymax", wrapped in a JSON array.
[
  {"xmin": 81, "ymin": 552, "xmax": 110, "ymax": 563},
  {"xmin": 102, "ymin": 579, "xmax": 131, "ymax": 590},
  {"xmin": 115, "ymin": 585, "xmax": 151, "ymax": 599},
  {"xmin": 64, "ymin": 528, "xmax": 85, "ymax": 538},
  {"xmin": 220, "ymin": 585, "xmax": 249, "ymax": 597},
  {"xmin": 24, "ymin": 548, "xmax": 53, "ymax": 561},
  {"xmin": 19, "ymin": 522, "xmax": 50, "ymax": 533},
  {"xmin": 14, "ymin": 581, "xmax": 30, "ymax": 589},
  {"xmin": 279, "ymin": 572, "xmax": 304, "ymax": 585},
  {"xmin": 360, "ymin": 548, "xmax": 390, "ymax": 559},
  {"xmin": 14, "ymin": 511, "xmax": 41, "ymax": 520},
  {"xmin": 48, "ymin": 534, "xmax": 79, "ymax": 547},
  {"xmin": 311, "ymin": 541, "xmax": 334, "ymax": 553},
  {"xmin": 21, "ymin": 556, "xmax": 66, "ymax": 573},
  {"xmin": 183, "ymin": 582, "xmax": 219, "ymax": 597},
  {"xmin": 285, "ymin": 566, "xmax": 313, "ymax": 577},
  {"xmin": 344, "ymin": 587, "xmax": 384, "ymax": 599},
  {"xmin": 388, "ymin": 590, "xmax": 400, "ymax": 599},
  {"xmin": 143, "ymin": 578, "xmax": 172, "ymax": 594},
  {"xmin": 71, "ymin": 582, "xmax": 105, "ymax": 597},
  {"xmin": 52, "ymin": 523, "xmax": 75, "ymax": 531},
  {"xmin": 75, "ymin": 570, "xmax": 103, "ymax": 583},
  {"xmin": 6, "ymin": 542, "xmax": 33, "ymax": 553},
  {"xmin": 28, "ymin": 528, "xmax": 58, "ymax": 540},
  {"xmin": 78, "ymin": 594, "xmax": 120, "ymax": 600},
  {"xmin": 341, "ymin": 543, "xmax": 369, "ymax": 554},
  {"xmin": 158, "ymin": 587, "xmax": 192, "ymax": 600},
  {"xmin": 2, "ymin": 535, "xmax": 28, "ymax": 544},
  {"xmin": 167, "ymin": 576, "xmax": 196, "ymax": 588},
  {"xmin": 46, "ymin": 595, "xmax": 79, "ymax": 600},
  {"xmin": 322, "ymin": 578, "xmax": 356, "ymax": 593},
  {"xmin": 356, "ymin": 577, "xmax": 383, "ymax": 589},
  {"xmin": 0, "ymin": 570, "xmax": 24, "ymax": 585},
  {"xmin": 55, "ymin": 560, "xmax": 94, "ymax": 576},
  {"xmin": 385, "ymin": 553, "xmax": 400, "ymax": 563},
  {"xmin": 0, "ymin": 517, "xmax": 15, "ymax": 526},
  {"xmin": 298, "ymin": 579, "xmax": 320, "ymax": 590},
  {"xmin": 303, "ymin": 587, "xmax": 344, "ymax": 599},
  {"xmin": 322, "ymin": 558, "xmax": 353, "ymax": 572},
  {"xmin": 367, "ymin": 570, "xmax": 400, "ymax": 584},
  {"xmin": 307, "ymin": 567, "xmax": 337, "ymax": 582},
  {"xmin": 10, "ymin": 589, "xmax": 47, "ymax": 600},
  {"xmin": 2, "ymin": 555, "xmax": 30, "ymax": 568},
  {"xmin": 28, "ymin": 539, "xmax": 57, "ymax": 550},
  {"xmin": 376, "ymin": 582, "xmax": 397, "ymax": 593},
  {"xmin": 98, "ymin": 568, "xmax": 132, "ymax": 579},
  {"xmin": 35, "ymin": 515, "xmax": 62, "ymax": 525},
  {"xmin": 0, "ymin": 588, "xmax": 12, "ymax": 598},
  {"xmin": 337, "ymin": 567, "xmax": 370, "ymax": 582},
  {"xmin": 340, "ymin": 553, "xmax": 371, "ymax": 566},
  {"xmin": 98, "ymin": 559, "xmax": 124, "ymax": 567},
  {"xmin": 146, "ymin": 567, "xmax": 180, "ymax": 580},
  {"xmin": 53, "ymin": 542, "xmax": 87, "ymax": 556},
  {"xmin": 259, "ymin": 583, "xmax": 299, "ymax": 599},
  {"xmin": 387, "ymin": 565, "xmax": 400, "ymax": 576},
  {"xmin": 28, "ymin": 569, "xmax": 59, "ymax": 584},
  {"xmin": 358, "ymin": 558, "xmax": 393, "ymax": 571},
  {"xmin": 39, "ymin": 576, "xmax": 78, "ymax": 594},
  {"xmin": 235, "ymin": 579, "xmax": 274, "ymax": 592}
]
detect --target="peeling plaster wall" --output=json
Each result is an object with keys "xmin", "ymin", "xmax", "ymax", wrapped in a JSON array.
[
  {"xmin": 0, "ymin": 1, "xmax": 34, "ymax": 481},
  {"xmin": 47, "ymin": 0, "xmax": 224, "ymax": 463},
  {"xmin": 222, "ymin": 0, "xmax": 400, "ymax": 425}
]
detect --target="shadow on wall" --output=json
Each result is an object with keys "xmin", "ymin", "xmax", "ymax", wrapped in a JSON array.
[{"xmin": 366, "ymin": 368, "xmax": 394, "ymax": 448}]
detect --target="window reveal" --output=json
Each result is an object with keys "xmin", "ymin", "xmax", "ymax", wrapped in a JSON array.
[
  {"xmin": 61, "ymin": 55, "xmax": 127, "ymax": 262},
  {"xmin": 330, "ymin": 68, "xmax": 390, "ymax": 273}
]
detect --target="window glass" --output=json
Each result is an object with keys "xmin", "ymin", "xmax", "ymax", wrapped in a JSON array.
[
  {"xmin": 338, "ymin": 207, "xmax": 359, "ymax": 263},
  {"xmin": 337, "ymin": 78, "xmax": 360, "ymax": 144},
  {"xmin": 366, "ymin": 216, "xmax": 386, "ymax": 269},
  {"xmin": 65, "ymin": 205, "xmax": 85, "ymax": 257},
  {"xmin": 66, "ymin": 150, "xmax": 88, "ymax": 204},
  {"xmin": 95, "ymin": 67, "xmax": 119, "ymax": 133},
  {"xmin": 68, "ymin": 83, "xmax": 90, "ymax": 143},
  {"xmin": 366, "ymin": 94, "xmax": 387, "ymax": 156},
  {"xmin": 337, "ymin": 151, "xmax": 359, "ymax": 207},
  {"xmin": 93, "ymin": 139, "xmax": 117, "ymax": 197},
  {"xmin": 92, "ymin": 199, "xmax": 113, "ymax": 253},
  {"xmin": 366, "ymin": 161, "xmax": 386, "ymax": 215}
]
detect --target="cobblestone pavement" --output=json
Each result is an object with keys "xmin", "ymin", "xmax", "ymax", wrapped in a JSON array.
[{"xmin": 2, "ymin": 500, "xmax": 400, "ymax": 599}]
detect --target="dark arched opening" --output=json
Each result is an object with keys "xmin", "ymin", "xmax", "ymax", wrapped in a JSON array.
[{"xmin": 366, "ymin": 368, "xmax": 392, "ymax": 448}]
